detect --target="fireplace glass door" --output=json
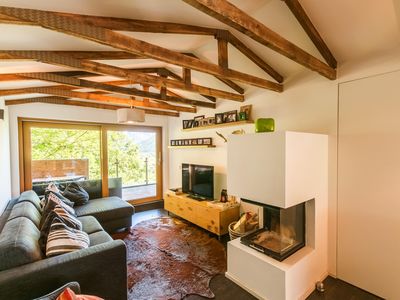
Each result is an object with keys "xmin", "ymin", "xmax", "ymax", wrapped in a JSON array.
[{"xmin": 241, "ymin": 202, "xmax": 305, "ymax": 261}]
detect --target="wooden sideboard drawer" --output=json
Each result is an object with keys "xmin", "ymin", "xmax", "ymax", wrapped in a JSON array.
[
  {"xmin": 196, "ymin": 204, "xmax": 220, "ymax": 220},
  {"xmin": 164, "ymin": 193, "xmax": 239, "ymax": 237}
]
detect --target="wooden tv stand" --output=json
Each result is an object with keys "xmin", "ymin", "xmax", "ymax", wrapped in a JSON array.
[{"xmin": 164, "ymin": 192, "xmax": 240, "ymax": 237}]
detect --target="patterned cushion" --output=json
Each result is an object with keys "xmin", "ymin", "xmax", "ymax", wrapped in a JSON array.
[
  {"xmin": 44, "ymin": 190, "xmax": 75, "ymax": 208},
  {"xmin": 40, "ymin": 192, "xmax": 76, "ymax": 230},
  {"xmin": 39, "ymin": 204, "xmax": 82, "ymax": 252},
  {"xmin": 46, "ymin": 217, "xmax": 89, "ymax": 257}
]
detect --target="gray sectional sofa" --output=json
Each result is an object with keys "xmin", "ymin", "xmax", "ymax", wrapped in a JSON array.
[{"xmin": 0, "ymin": 190, "xmax": 135, "ymax": 300}]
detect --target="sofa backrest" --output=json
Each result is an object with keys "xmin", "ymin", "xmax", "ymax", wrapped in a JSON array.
[
  {"xmin": 0, "ymin": 190, "xmax": 43, "ymax": 271},
  {"xmin": 32, "ymin": 178, "xmax": 123, "ymax": 200}
]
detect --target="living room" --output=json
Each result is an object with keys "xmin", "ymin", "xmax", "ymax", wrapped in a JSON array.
[{"xmin": 0, "ymin": 1, "xmax": 399, "ymax": 299}]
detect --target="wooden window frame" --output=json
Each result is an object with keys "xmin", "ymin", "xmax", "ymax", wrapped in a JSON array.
[{"xmin": 18, "ymin": 117, "xmax": 163, "ymax": 205}]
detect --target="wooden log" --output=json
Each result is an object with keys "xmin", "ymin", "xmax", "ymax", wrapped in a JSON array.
[
  {"xmin": 0, "ymin": 51, "xmax": 245, "ymax": 101},
  {"xmin": 17, "ymin": 72, "xmax": 215, "ymax": 108},
  {"xmin": 0, "ymin": 87, "xmax": 196, "ymax": 113},
  {"xmin": 0, "ymin": 6, "xmax": 283, "ymax": 91},
  {"xmin": 182, "ymin": 0, "xmax": 336, "ymax": 80},
  {"xmin": 4, "ymin": 96, "xmax": 180, "ymax": 117},
  {"xmin": 282, "ymin": 0, "xmax": 337, "ymax": 68},
  {"xmin": 227, "ymin": 32, "xmax": 284, "ymax": 83},
  {"xmin": 0, "ymin": 12, "xmax": 218, "ymax": 35},
  {"xmin": 217, "ymin": 38, "xmax": 229, "ymax": 69}
]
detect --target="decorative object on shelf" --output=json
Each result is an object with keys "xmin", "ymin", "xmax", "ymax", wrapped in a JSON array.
[
  {"xmin": 170, "ymin": 137, "xmax": 214, "ymax": 147},
  {"xmin": 240, "ymin": 104, "xmax": 252, "ymax": 121},
  {"xmin": 215, "ymin": 113, "xmax": 225, "ymax": 124},
  {"xmin": 224, "ymin": 110, "xmax": 238, "ymax": 123},
  {"xmin": 220, "ymin": 189, "xmax": 228, "ymax": 203},
  {"xmin": 232, "ymin": 129, "xmax": 245, "ymax": 135},
  {"xmin": 183, "ymin": 119, "xmax": 194, "ymax": 129},
  {"xmin": 255, "ymin": 118, "xmax": 275, "ymax": 133},
  {"xmin": 193, "ymin": 115, "xmax": 205, "ymax": 127},
  {"xmin": 0, "ymin": 109, "xmax": 4, "ymax": 120},
  {"xmin": 216, "ymin": 131, "xmax": 227, "ymax": 143}
]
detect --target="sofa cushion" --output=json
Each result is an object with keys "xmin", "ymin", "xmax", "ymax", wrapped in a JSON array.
[
  {"xmin": 46, "ymin": 216, "xmax": 90, "ymax": 257},
  {"xmin": 39, "ymin": 204, "xmax": 82, "ymax": 252},
  {"xmin": 17, "ymin": 190, "xmax": 42, "ymax": 212},
  {"xmin": 44, "ymin": 190, "xmax": 75, "ymax": 208},
  {"xmin": 8, "ymin": 201, "xmax": 42, "ymax": 228},
  {"xmin": 0, "ymin": 217, "xmax": 42, "ymax": 271},
  {"xmin": 40, "ymin": 192, "xmax": 76, "ymax": 230},
  {"xmin": 78, "ymin": 216, "xmax": 104, "ymax": 234},
  {"xmin": 75, "ymin": 197, "xmax": 134, "ymax": 224},
  {"xmin": 63, "ymin": 182, "xmax": 89, "ymax": 206},
  {"xmin": 88, "ymin": 230, "xmax": 112, "ymax": 246}
]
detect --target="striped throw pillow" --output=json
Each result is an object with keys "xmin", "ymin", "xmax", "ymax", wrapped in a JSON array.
[
  {"xmin": 39, "ymin": 202, "xmax": 82, "ymax": 252},
  {"xmin": 46, "ymin": 217, "xmax": 90, "ymax": 257}
]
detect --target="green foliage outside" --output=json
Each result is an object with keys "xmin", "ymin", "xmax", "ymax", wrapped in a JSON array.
[{"xmin": 31, "ymin": 128, "xmax": 156, "ymax": 186}]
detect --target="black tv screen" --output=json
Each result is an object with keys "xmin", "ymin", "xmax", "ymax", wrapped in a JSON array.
[{"xmin": 182, "ymin": 163, "xmax": 214, "ymax": 199}]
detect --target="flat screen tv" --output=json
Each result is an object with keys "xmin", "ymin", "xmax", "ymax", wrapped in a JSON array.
[{"xmin": 182, "ymin": 163, "xmax": 214, "ymax": 200}]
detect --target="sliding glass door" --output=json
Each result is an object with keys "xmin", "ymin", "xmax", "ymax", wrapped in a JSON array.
[
  {"xmin": 20, "ymin": 119, "xmax": 162, "ymax": 204},
  {"xmin": 22, "ymin": 122, "xmax": 102, "ymax": 194},
  {"xmin": 104, "ymin": 126, "xmax": 162, "ymax": 204}
]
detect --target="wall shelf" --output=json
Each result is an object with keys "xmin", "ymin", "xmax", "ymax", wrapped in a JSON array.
[
  {"xmin": 168, "ymin": 145, "xmax": 216, "ymax": 149},
  {"xmin": 182, "ymin": 120, "xmax": 253, "ymax": 132}
]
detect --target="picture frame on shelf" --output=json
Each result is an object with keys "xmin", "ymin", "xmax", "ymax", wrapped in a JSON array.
[
  {"xmin": 203, "ymin": 138, "xmax": 212, "ymax": 145},
  {"xmin": 215, "ymin": 113, "xmax": 225, "ymax": 124},
  {"xmin": 225, "ymin": 110, "xmax": 238, "ymax": 123},
  {"xmin": 240, "ymin": 105, "xmax": 252, "ymax": 120},
  {"xmin": 183, "ymin": 119, "xmax": 194, "ymax": 129},
  {"xmin": 199, "ymin": 118, "xmax": 209, "ymax": 127},
  {"xmin": 171, "ymin": 140, "xmax": 176, "ymax": 146},
  {"xmin": 208, "ymin": 117, "xmax": 215, "ymax": 125},
  {"xmin": 192, "ymin": 139, "xmax": 197, "ymax": 145}
]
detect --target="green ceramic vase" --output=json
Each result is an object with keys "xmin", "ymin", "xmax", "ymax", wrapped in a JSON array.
[{"xmin": 255, "ymin": 118, "xmax": 275, "ymax": 133}]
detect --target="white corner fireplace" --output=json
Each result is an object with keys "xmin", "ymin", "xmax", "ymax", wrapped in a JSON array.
[{"xmin": 226, "ymin": 131, "xmax": 328, "ymax": 300}]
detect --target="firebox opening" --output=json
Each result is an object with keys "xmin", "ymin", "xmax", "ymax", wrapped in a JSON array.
[{"xmin": 240, "ymin": 200, "xmax": 306, "ymax": 261}]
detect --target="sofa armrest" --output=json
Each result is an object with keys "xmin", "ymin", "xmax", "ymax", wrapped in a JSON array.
[{"xmin": 0, "ymin": 240, "xmax": 127, "ymax": 300}]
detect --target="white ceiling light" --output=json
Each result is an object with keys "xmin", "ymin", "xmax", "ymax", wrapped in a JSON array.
[{"xmin": 117, "ymin": 107, "xmax": 145, "ymax": 124}]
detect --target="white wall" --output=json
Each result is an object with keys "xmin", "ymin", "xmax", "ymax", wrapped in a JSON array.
[
  {"xmin": 168, "ymin": 71, "xmax": 339, "ymax": 275},
  {"xmin": 0, "ymin": 99, "xmax": 11, "ymax": 214},
  {"xmin": 8, "ymin": 103, "xmax": 170, "ymax": 197},
  {"xmin": 337, "ymin": 67, "xmax": 400, "ymax": 299}
]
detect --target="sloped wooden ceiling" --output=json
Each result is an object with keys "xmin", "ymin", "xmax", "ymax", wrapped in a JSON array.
[{"xmin": 0, "ymin": 0, "xmax": 336, "ymax": 116}]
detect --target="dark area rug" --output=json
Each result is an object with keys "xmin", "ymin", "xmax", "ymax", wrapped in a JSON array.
[{"xmin": 113, "ymin": 217, "xmax": 227, "ymax": 300}]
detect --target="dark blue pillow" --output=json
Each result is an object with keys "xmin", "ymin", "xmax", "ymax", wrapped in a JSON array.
[{"xmin": 63, "ymin": 182, "xmax": 89, "ymax": 206}]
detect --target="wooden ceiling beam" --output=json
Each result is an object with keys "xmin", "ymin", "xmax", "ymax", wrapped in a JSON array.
[
  {"xmin": 183, "ymin": 52, "xmax": 244, "ymax": 94},
  {"xmin": 164, "ymin": 68, "xmax": 216, "ymax": 103},
  {"xmin": 226, "ymin": 32, "xmax": 284, "ymax": 83},
  {"xmin": 0, "ymin": 51, "xmax": 244, "ymax": 101},
  {"xmin": 0, "ymin": 6, "xmax": 283, "ymax": 91},
  {"xmin": 217, "ymin": 38, "xmax": 229, "ymax": 69},
  {"xmin": 0, "ymin": 12, "xmax": 218, "ymax": 35},
  {"xmin": 282, "ymin": 0, "xmax": 337, "ymax": 69},
  {"xmin": 0, "ymin": 73, "xmax": 195, "ymax": 103},
  {"xmin": 16, "ymin": 72, "xmax": 215, "ymax": 108},
  {"xmin": 182, "ymin": 0, "xmax": 336, "ymax": 80},
  {"xmin": 4, "ymin": 96, "xmax": 180, "ymax": 117},
  {"xmin": 0, "ymin": 86, "xmax": 196, "ymax": 113}
]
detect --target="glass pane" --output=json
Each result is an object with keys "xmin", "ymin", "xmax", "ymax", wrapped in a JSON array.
[
  {"xmin": 30, "ymin": 126, "xmax": 101, "ymax": 195},
  {"xmin": 107, "ymin": 130, "xmax": 157, "ymax": 201}
]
